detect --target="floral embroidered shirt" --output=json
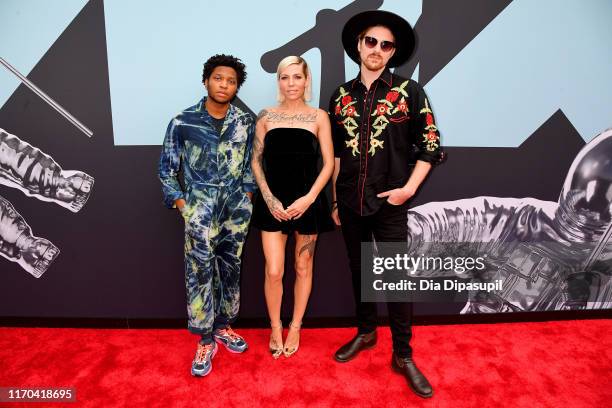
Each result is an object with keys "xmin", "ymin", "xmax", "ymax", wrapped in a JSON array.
[
  {"xmin": 158, "ymin": 97, "xmax": 256, "ymax": 209},
  {"xmin": 329, "ymin": 68, "xmax": 444, "ymax": 216}
]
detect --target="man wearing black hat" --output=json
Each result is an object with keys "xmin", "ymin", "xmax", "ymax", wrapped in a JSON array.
[{"xmin": 329, "ymin": 10, "xmax": 444, "ymax": 398}]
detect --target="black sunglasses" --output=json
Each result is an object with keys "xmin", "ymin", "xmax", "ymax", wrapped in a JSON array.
[{"xmin": 363, "ymin": 36, "xmax": 395, "ymax": 52}]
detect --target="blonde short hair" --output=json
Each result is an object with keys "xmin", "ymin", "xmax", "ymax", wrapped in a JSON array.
[{"xmin": 276, "ymin": 56, "xmax": 312, "ymax": 103}]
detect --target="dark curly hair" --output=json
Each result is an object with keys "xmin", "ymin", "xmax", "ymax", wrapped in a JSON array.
[{"xmin": 202, "ymin": 54, "xmax": 247, "ymax": 89}]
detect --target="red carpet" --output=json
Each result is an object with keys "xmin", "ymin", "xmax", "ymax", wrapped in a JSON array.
[{"xmin": 0, "ymin": 320, "xmax": 610, "ymax": 407}]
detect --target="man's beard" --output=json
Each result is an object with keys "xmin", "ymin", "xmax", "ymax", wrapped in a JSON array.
[
  {"xmin": 207, "ymin": 93, "xmax": 233, "ymax": 105},
  {"xmin": 362, "ymin": 54, "xmax": 385, "ymax": 71}
]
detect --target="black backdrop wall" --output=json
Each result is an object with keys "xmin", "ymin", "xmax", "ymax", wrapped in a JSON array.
[{"xmin": 0, "ymin": 0, "xmax": 609, "ymax": 324}]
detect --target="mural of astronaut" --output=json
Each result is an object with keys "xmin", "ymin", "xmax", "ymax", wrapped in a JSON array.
[
  {"xmin": 0, "ymin": 195, "xmax": 59, "ymax": 278},
  {"xmin": 0, "ymin": 128, "xmax": 94, "ymax": 277},
  {"xmin": 0, "ymin": 128, "xmax": 94, "ymax": 212},
  {"xmin": 407, "ymin": 128, "xmax": 612, "ymax": 313}
]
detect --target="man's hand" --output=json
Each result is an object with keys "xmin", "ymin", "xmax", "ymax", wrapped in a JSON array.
[
  {"xmin": 246, "ymin": 192, "xmax": 253, "ymax": 202},
  {"xmin": 377, "ymin": 186, "xmax": 416, "ymax": 206},
  {"xmin": 331, "ymin": 207, "xmax": 341, "ymax": 226}
]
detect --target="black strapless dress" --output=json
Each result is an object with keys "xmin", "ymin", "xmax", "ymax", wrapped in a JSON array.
[{"xmin": 251, "ymin": 127, "xmax": 334, "ymax": 235}]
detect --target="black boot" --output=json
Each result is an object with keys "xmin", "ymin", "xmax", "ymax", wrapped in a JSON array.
[
  {"xmin": 391, "ymin": 353, "xmax": 433, "ymax": 398},
  {"xmin": 334, "ymin": 331, "xmax": 377, "ymax": 362}
]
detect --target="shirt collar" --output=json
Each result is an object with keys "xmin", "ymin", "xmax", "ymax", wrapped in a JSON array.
[
  {"xmin": 351, "ymin": 67, "xmax": 393, "ymax": 89},
  {"xmin": 196, "ymin": 96, "xmax": 235, "ymax": 120}
]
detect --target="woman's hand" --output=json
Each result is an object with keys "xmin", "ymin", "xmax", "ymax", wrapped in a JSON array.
[
  {"xmin": 264, "ymin": 194, "xmax": 291, "ymax": 222},
  {"xmin": 286, "ymin": 194, "xmax": 315, "ymax": 220}
]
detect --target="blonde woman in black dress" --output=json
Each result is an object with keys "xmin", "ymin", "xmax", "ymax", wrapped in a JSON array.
[{"xmin": 251, "ymin": 56, "xmax": 334, "ymax": 358}]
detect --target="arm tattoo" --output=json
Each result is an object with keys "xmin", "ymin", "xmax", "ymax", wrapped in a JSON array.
[
  {"xmin": 264, "ymin": 192, "xmax": 283, "ymax": 212},
  {"xmin": 252, "ymin": 115, "xmax": 282, "ymax": 212},
  {"xmin": 257, "ymin": 109, "xmax": 269, "ymax": 121}
]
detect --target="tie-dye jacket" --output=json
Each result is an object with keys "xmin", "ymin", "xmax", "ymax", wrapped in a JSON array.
[{"xmin": 158, "ymin": 97, "xmax": 256, "ymax": 208}]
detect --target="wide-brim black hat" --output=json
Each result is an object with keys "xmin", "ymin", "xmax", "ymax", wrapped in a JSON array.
[{"xmin": 342, "ymin": 10, "xmax": 415, "ymax": 68}]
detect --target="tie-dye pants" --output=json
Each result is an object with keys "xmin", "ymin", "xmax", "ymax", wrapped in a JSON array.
[{"xmin": 182, "ymin": 184, "xmax": 253, "ymax": 336}]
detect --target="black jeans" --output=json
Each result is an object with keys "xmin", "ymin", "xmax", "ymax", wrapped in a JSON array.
[{"xmin": 338, "ymin": 201, "xmax": 413, "ymax": 358}]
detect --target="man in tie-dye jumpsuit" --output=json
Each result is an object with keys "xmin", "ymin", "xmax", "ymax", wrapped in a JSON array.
[{"xmin": 158, "ymin": 55, "xmax": 256, "ymax": 377}]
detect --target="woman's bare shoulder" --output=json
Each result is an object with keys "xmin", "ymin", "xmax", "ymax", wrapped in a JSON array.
[
  {"xmin": 315, "ymin": 108, "xmax": 330, "ymax": 124},
  {"xmin": 257, "ymin": 106, "xmax": 278, "ymax": 120}
]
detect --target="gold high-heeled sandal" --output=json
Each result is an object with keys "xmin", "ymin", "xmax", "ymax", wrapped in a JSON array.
[
  {"xmin": 283, "ymin": 321, "xmax": 301, "ymax": 358},
  {"xmin": 269, "ymin": 321, "xmax": 283, "ymax": 359}
]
